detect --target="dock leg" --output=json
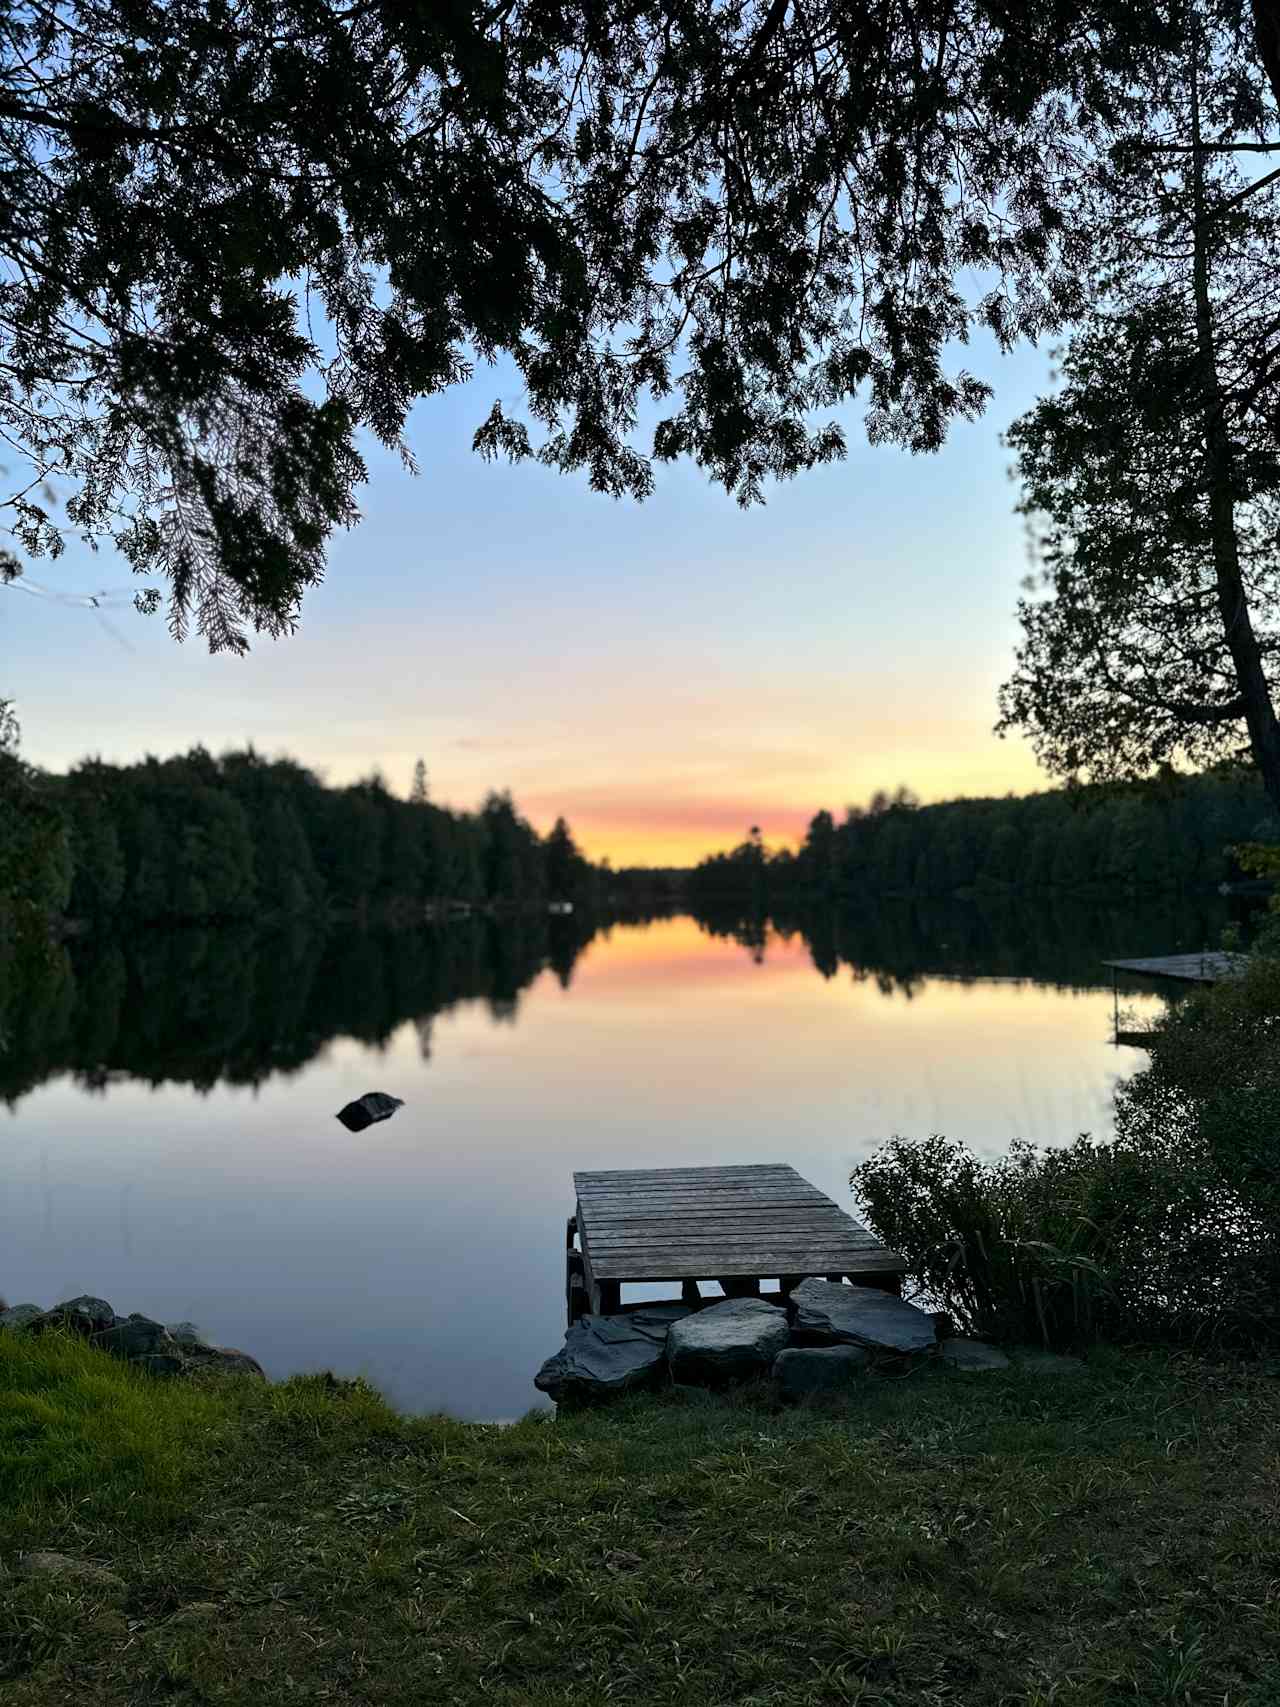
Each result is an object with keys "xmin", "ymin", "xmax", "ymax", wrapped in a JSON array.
[
  {"xmin": 779, "ymin": 1274, "xmax": 805, "ymax": 1297},
  {"xmin": 566, "ymin": 1249, "xmax": 586, "ymax": 1325},
  {"xmin": 719, "ymin": 1276, "xmax": 760, "ymax": 1299},
  {"xmin": 825, "ymin": 1273, "xmax": 845, "ymax": 1284},
  {"xmin": 598, "ymin": 1280, "xmax": 621, "ymax": 1316},
  {"xmin": 682, "ymin": 1279, "xmax": 702, "ymax": 1307}
]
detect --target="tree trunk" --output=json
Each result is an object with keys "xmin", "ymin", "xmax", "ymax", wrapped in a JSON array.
[
  {"xmin": 1190, "ymin": 56, "xmax": 1280, "ymax": 818},
  {"xmin": 1253, "ymin": 0, "xmax": 1280, "ymax": 113}
]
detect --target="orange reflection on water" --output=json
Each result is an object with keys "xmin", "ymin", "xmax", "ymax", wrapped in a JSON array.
[{"xmin": 567, "ymin": 913, "xmax": 814, "ymax": 990}]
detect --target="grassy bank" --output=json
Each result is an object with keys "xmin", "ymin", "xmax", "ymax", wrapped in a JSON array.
[{"xmin": 3, "ymin": 1334, "xmax": 1279, "ymax": 1704}]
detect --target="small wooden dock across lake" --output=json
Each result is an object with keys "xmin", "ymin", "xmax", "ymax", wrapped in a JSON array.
[
  {"xmin": 1102, "ymin": 951, "xmax": 1247, "ymax": 984},
  {"xmin": 566, "ymin": 1163, "xmax": 905, "ymax": 1321}
]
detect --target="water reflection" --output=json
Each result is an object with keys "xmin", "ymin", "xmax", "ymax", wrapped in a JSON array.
[
  {"xmin": 0, "ymin": 910, "xmax": 606, "ymax": 1102},
  {"xmin": 693, "ymin": 893, "xmax": 1237, "ymax": 994},
  {"xmin": 1, "ymin": 895, "xmax": 1233, "ymax": 1104},
  {"xmin": 0, "ymin": 902, "xmax": 1220, "ymax": 1417}
]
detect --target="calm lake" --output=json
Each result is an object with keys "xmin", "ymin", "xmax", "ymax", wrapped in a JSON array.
[{"xmin": 2, "ymin": 900, "xmax": 1230, "ymax": 1418}]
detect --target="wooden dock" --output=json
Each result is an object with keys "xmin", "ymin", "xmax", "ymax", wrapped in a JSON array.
[
  {"xmin": 566, "ymin": 1163, "xmax": 905, "ymax": 1321},
  {"xmin": 1102, "ymin": 951, "xmax": 1247, "ymax": 984}
]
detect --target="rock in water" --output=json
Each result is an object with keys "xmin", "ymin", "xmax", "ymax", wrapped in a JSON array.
[
  {"xmin": 791, "ymin": 1279, "xmax": 937, "ymax": 1356},
  {"xmin": 773, "ymin": 1344, "xmax": 869, "ymax": 1398},
  {"xmin": 335, "ymin": 1091, "xmax": 405, "ymax": 1132},
  {"xmin": 666, "ymin": 1297, "xmax": 790, "ymax": 1383},
  {"xmin": 939, "ymin": 1337, "xmax": 1010, "ymax": 1372},
  {"xmin": 535, "ymin": 1309, "xmax": 687, "ymax": 1402}
]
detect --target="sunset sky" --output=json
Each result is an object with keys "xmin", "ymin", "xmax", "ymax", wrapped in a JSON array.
[{"xmin": 6, "ymin": 333, "xmax": 1056, "ymax": 866}]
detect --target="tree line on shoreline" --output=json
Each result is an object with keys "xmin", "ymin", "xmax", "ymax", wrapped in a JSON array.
[
  {"xmin": 3, "ymin": 744, "xmax": 606, "ymax": 925},
  {"xmin": 687, "ymin": 772, "xmax": 1279, "ymax": 909}
]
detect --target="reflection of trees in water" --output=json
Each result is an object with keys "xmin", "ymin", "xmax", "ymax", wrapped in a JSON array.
[
  {"xmin": 2, "ymin": 897, "xmax": 1244, "ymax": 1103},
  {"xmin": 691, "ymin": 895, "xmax": 1244, "ymax": 997},
  {"xmin": 0, "ymin": 909, "xmax": 609, "ymax": 1103}
]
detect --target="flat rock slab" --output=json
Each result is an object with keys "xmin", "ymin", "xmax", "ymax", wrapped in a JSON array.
[
  {"xmin": 792, "ymin": 1279, "xmax": 937, "ymax": 1356},
  {"xmin": 618, "ymin": 1305, "xmax": 693, "ymax": 1340},
  {"xmin": 773, "ymin": 1344, "xmax": 869, "ymax": 1398},
  {"xmin": 535, "ymin": 1310, "xmax": 688, "ymax": 1402},
  {"xmin": 667, "ymin": 1297, "xmax": 790, "ymax": 1383},
  {"xmin": 939, "ymin": 1338, "xmax": 1010, "ymax": 1372}
]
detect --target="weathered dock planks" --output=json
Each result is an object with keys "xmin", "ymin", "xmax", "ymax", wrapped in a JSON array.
[
  {"xmin": 568, "ymin": 1163, "xmax": 905, "ymax": 1319},
  {"xmin": 1102, "ymin": 951, "xmax": 1247, "ymax": 984}
]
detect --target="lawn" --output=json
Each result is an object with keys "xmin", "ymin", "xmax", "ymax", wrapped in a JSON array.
[{"xmin": 2, "ymin": 1334, "xmax": 1279, "ymax": 1705}]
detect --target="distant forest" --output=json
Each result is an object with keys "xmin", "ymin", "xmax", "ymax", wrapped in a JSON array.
[
  {"xmin": 688, "ymin": 773, "xmax": 1279, "ymax": 908},
  {"xmin": 6, "ymin": 743, "xmax": 1277, "ymax": 935},
  {"xmin": 4, "ymin": 747, "xmax": 616, "ymax": 924}
]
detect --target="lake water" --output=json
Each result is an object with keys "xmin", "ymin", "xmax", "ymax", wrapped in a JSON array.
[{"xmin": 1, "ymin": 901, "xmax": 1226, "ymax": 1418}]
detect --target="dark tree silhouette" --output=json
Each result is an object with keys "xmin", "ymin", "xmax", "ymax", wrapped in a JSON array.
[
  {"xmin": 0, "ymin": 745, "xmax": 607, "ymax": 925},
  {"xmin": 687, "ymin": 773, "xmax": 1278, "ymax": 905},
  {"xmin": 4, "ymin": 2, "xmax": 1276, "ymax": 647},
  {"xmin": 999, "ymin": 34, "xmax": 1280, "ymax": 812}
]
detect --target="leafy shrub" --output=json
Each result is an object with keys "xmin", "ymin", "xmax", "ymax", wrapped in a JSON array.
[
  {"xmin": 853, "ymin": 952, "xmax": 1280, "ymax": 1349},
  {"xmin": 852, "ymin": 1134, "xmax": 1123, "ymax": 1346}
]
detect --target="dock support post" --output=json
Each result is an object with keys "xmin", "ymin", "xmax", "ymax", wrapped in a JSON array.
[
  {"xmin": 682, "ymin": 1279, "xmax": 702, "ymax": 1307},
  {"xmin": 566, "ymin": 1249, "xmax": 586, "ymax": 1325},
  {"xmin": 597, "ymin": 1279, "xmax": 621, "ymax": 1316}
]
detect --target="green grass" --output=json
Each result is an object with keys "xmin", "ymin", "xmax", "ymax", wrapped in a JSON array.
[
  {"xmin": 3, "ymin": 1337, "xmax": 1280, "ymax": 1704},
  {"xmin": 0, "ymin": 1331, "xmax": 231, "ymax": 1535}
]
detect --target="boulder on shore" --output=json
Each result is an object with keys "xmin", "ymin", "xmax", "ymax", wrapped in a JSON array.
[
  {"xmin": 666, "ymin": 1297, "xmax": 790, "ymax": 1383},
  {"xmin": 773, "ymin": 1344, "xmax": 869, "ymax": 1399},
  {"xmin": 96, "ymin": 1313, "xmax": 171, "ymax": 1362},
  {"xmin": 791, "ymin": 1279, "xmax": 937, "ymax": 1357},
  {"xmin": 26, "ymin": 1295, "xmax": 117, "ymax": 1337},
  {"xmin": 0, "ymin": 1303, "xmax": 43, "ymax": 1332},
  {"xmin": 535, "ymin": 1308, "xmax": 688, "ymax": 1402},
  {"xmin": 181, "ymin": 1343, "xmax": 267, "ymax": 1379},
  {"xmin": 9, "ymin": 1295, "xmax": 265, "ymax": 1380},
  {"xmin": 165, "ymin": 1322, "xmax": 209, "ymax": 1349}
]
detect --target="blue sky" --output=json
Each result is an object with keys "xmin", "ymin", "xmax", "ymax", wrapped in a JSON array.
[{"xmin": 5, "ymin": 333, "xmax": 1056, "ymax": 864}]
